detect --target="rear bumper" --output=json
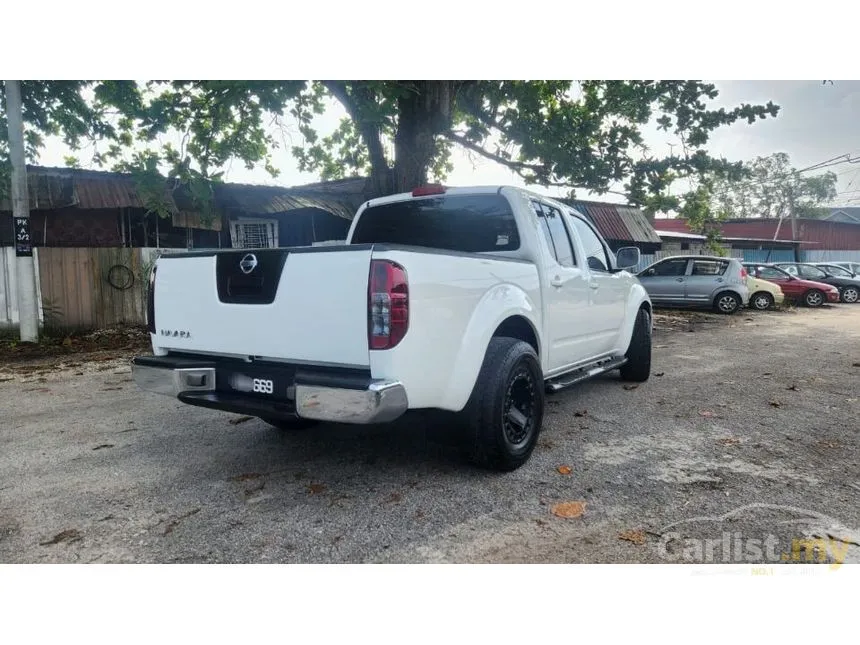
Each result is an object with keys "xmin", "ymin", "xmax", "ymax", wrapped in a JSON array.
[{"xmin": 131, "ymin": 356, "xmax": 408, "ymax": 424}]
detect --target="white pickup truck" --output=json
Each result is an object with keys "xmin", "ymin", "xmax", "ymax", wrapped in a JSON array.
[{"xmin": 133, "ymin": 185, "xmax": 652, "ymax": 470}]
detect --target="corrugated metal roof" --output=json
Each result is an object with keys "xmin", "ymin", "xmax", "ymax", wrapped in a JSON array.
[
  {"xmin": 567, "ymin": 201, "xmax": 630, "ymax": 241},
  {"xmin": 565, "ymin": 199, "xmax": 660, "ymax": 244},
  {"xmin": 652, "ymin": 217, "xmax": 860, "ymax": 250},
  {"xmin": 615, "ymin": 205, "xmax": 662, "ymax": 244},
  {"xmin": 213, "ymin": 183, "xmax": 360, "ymax": 220},
  {"xmin": 2, "ymin": 166, "xmax": 367, "ymax": 224}
]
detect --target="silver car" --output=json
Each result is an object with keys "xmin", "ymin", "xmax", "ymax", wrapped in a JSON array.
[
  {"xmin": 637, "ymin": 255, "xmax": 751, "ymax": 314},
  {"xmin": 826, "ymin": 261, "xmax": 860, "ymax": 277}
]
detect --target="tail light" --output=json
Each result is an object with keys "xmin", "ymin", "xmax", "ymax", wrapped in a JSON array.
[
  {"xmin": 740, "ymin": 266, "xmax": 748, "ymax": 279},
  {"xmin": 146, "ymin": 264, "xmax": 157, "ymax": 334},
  {"xmin": 368, "ymin": 260, "xmax": 408, "ymax": 350}
]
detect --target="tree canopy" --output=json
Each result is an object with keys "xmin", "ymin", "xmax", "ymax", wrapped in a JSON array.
[
  {"xmin": 710, "ymin": 152, "xmax": 838, "ymax": 219},
  {"xmin": 2, "ymin": 80, "xmax": 781, "ymax": 215}
]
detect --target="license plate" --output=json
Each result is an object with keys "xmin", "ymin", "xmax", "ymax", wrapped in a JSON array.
[{"xmin": 217, "ymin": 364, "xmax": 296, "ymax": 400}]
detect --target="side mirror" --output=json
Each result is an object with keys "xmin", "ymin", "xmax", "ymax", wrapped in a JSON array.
[{"xmin": 615, "ymin": 247, "xmax": 640, "ymax": 271}]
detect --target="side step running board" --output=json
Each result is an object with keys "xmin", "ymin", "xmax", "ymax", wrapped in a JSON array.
[{"xmin": 545, "ymin": 357, "xmax": 628, "ymax": 393}]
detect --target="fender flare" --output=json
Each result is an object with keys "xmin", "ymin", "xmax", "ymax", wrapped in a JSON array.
[
  {"xmin": 615, "ymin": 285, "xmax": 652, "ymax": 355},
  {"xmin": 440, "ymin": 283, "xmax": 540, "ymax": 411}
]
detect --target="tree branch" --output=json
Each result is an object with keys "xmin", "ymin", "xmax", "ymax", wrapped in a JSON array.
[
  {"xmin": 321, "ymin": 81, "xmax": 388, "ymax": 178},
  {"xmin": 445, "ymin": 132, "xmax": 630, "ymax": 200}
]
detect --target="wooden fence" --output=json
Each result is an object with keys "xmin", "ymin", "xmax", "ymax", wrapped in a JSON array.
[{"xmin": 1, "ymin": 246, "xmax": 167, "ymax": 331}]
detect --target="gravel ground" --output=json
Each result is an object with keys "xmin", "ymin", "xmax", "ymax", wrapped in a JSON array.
[{"xmin": 1, "ymin": 305, "xmax": 858, "ymax": 564}]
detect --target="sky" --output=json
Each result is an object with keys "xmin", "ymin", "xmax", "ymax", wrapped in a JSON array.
[{"xmin": 34, "ymin": 80, "xmax": 860, "ymax": 208}]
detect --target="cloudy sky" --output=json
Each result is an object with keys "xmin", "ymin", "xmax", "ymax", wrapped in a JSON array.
[{"xmin": 36, "ymin": 80, "xmax": 860, "ymax": 207}]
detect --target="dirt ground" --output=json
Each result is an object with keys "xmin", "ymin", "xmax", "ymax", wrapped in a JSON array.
[{"xmin": 1, "ymin": 305, "xmax": 858, "ymax": 565}]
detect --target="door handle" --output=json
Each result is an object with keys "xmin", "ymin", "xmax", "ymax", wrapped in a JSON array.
[
  {"xmin": 716, "ymin": 278, "xmax": 724, "ymax": 282},
  {"xmin": 589, "ymin": 281, "xmax": 599, "ymax": 290},
  {"xmin": 550, "ymin": 275, "xmax": 564, "ymax": 288},
  {"xmin": 675, "ymin": 277, "xmax": 684, "ymax": 282}
]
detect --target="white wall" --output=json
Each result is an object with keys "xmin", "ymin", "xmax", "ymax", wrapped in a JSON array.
[{"xmin": 0, "ymin": 247, "xmax": 44, "ymax": 330}]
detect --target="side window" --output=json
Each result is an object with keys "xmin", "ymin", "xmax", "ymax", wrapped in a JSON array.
[
  {"xmin": 649, "ymin": 258, "xmax": 689, "ymax": 276},
  {"xmin": 532, "ymin": 201, "xmax": 575, "ymax": 267},
  {"xmin": 798, "ymin": 265, "xmax": 826, "ymax": 280},
  {"xmin": 569, "ymin": 216, "xmax": 610, "ymax": 272},
  {"xmin": 690, "ymin": 260, "xmax": 728, "ymax": 276},
  {"xmin": 781, "ymin": 265, "xmax": 798, "ymax": 276}
]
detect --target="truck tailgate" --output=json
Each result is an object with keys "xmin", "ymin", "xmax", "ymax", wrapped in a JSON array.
[{"xmin": 152, "ymin": 247, "xmax": 372, "ymax": 367}]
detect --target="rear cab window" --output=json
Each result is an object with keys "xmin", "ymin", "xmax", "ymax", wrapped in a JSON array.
[{"xmin": 351, "ymin": 193, "xmax": 520, "ymax": 253}]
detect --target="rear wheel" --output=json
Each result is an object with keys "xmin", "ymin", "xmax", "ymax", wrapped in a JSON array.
[
  {"xmin": 840, "ymin": 286, "xmax": 859, "ymax": 303},
  {"xmin": 714, "ymin": 291, "xmax": 741, "ymax": 314},
  {"xmin": 461, "ymin": 337, "xmax": 544, "ymax": 472},
  {"xmin": 620, "ymin": 307, "xmax": 651, "ymax": 382},
  {"xmin": 750, "ymin": 291, "xmax": 775, "ymax": 311},
  {"xmin": 262, "ymin": 417, "xmax": 319, "ymax": 431},
  {"xmin": 804, "ymin": 289, "xmax": 825, "ymax": 308}
]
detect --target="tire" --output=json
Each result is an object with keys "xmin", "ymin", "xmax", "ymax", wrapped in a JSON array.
[
  {"xmin": 713, "ymin": 291, "xmax": 741, "ymax": 315},
  {"xmin": 261, "ymin": 416, "xmax": 319, "ymax": 431},
  {"xmin": 620, "ymin": 307, "xmax": 651, "ymax": 382},
  {"xmin": 840, "ymin": 286, "xmax": 859, "ymax": 304},
  {"xmin": 803, "ymin": 289, "xmax": 825, "ymax": 308},
  {"xmin": 750, "ymin": 291, "xmax": 774, "ymax": 311},
  {"xmin": 461, "ymin": 337, "xmax": 544, "ymax": 472}
]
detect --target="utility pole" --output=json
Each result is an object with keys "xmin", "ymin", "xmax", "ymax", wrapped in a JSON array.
[{"xmin": 4, "ymin": 80, "xmax": 39, "ymax": 342}]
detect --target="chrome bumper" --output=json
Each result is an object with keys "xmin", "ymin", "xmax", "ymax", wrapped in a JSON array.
[
  {"xmin": 132, "ymin": 361, "xmax": 408, "ymax": 425},
  {"xmin": 294, "ymin": 381, "xmax": 408, "ymax": 424},
  {"xmin": 132, "ymin": 364, "xmax": 216, "ymax": 396}
]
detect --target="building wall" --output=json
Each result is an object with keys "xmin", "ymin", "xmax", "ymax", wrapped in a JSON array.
[{"xmin": 660, "ymin": 240, "xmax": 705, "ymax": 253}]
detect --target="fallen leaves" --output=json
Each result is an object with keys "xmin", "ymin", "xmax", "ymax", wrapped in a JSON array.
[
  {"xmin": 228, "ymin": 415, "xmax": 254, "ymax": 425},
  {"xmin": 699, "ymin": 410, "xmax": 716, "ymax": 418},
  {"xmin": 306, "ymin": 483, "xmax": 327, "ymax": 495},
  {"xmin": 550, "ymin": 501, "xmax": 586, "ymax": 519},
  {"xmin": 853, "ymin": 362, "xmax": 860, "ymax": 368},
  {"xmin": 623, "ymin": 384, "xmax": 639, "ymax": 390},
  {"xmin": 654, "ymin": 372, "xmax": 665, "ymax": 377},
  {"xmin": 717, "ymin": 437, "xmax": 741, "ymax": 446},
  {"xmin": 39, "ymin": 529, "xmax": 82, "ymax": 546},
  {"xmin": 574, "ymin": 410, "xmax": 588, "ymax": 417},
  {"xmin": 618, "ymin": 530, "xmax": 646, "ymax": 545},
  {"xmin": 92, "ymin": 444, "xmax": 114, "ymax": 450},
  {"xmin": 556, "ymin": 465, "xmax": 572, "ymax": 475},
  {"xmin": 769, "ymin": 400, "xmax": 782, "ymax": 408},
  {"xmin": 382, "ymin": 492, "xmax": 403, "ymax": 505},
  {"xmin": 786, "ymin": 384, "xmax": 799, "ymax": 391}
]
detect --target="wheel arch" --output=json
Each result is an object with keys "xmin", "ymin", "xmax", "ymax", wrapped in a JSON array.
[{"xmin": 439, "ymin": 284, "xmax": 541, "ymax": 412}]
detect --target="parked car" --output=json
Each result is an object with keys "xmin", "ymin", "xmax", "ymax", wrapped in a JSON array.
[
  {"xmin": 745, "ymin": 273, "xmax": 784, "ymax": 311},
  {"xmin": 813, "ymin": 264, "xmax": 860, "ymax": 302},
  {"xmin": 742, "ymin": 263, "xmax": 840, "ymax": 307},
  {"xmin": 132, "ymin": 185, "xmax": 652, "ymax": 472},
  {"xmin": 636, "ymin": 255, "xmax": 750, "ymax": 314},
  {"xmin": 829, "ymin": 261, "xmax": 860, "ymax": 276},
  {"xmin": 773, "ymin": 262, "xmax": 860, "ymax": 304}
]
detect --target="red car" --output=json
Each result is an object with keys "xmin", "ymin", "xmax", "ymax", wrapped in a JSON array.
[{"xmin": 743, "ymin": 263, "xmax": 841, "ymax": 308}]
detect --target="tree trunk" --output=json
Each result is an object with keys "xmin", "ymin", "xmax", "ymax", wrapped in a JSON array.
[{"xmin": 385, "ymin": 81, "xmax": 459, "ymax": 196}]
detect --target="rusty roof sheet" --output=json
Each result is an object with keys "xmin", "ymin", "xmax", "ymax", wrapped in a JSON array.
[
  {"xmin": 214, "ymin": 183, "xmax": 363, "ymax": 220},
  {"xmin": 564, "ymin": 199, "xmax": 660, "ymax": 244},
  {"xmin": 2, "ymin": 166, "xmax": 367, "ymax": 223},
  {"xmin": 615, "ymin": 205, "xmax": 662, "ymax": 243}
]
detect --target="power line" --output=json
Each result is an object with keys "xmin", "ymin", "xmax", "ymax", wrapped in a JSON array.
[{"xmin": 711, "ymin": 153, "xmax": 860, "ymax": 198}]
